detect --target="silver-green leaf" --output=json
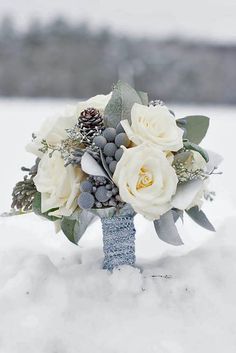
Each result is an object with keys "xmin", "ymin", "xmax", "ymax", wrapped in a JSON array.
[
  {"xmin": 183, "ymin": 140, "xmax": 209, "ymax": 162},
  {"xmin": 99, "ymin": 149, "xmax": 113, "ymax": 181},
  {"xmin": 137, "ymin": 91, "xmax": 149, "ymax": 106},
  {"xmin": 61, "ymin": 210, "xmax": 95, "ymax": 244},
  {"xmin": 32, "ymin": 192, "xmax": 59, "ymax": 222},
  {"xmin": 172, "ymin": 208, "xmax": 184, "ymax": 223},
  {"xmin": 89, "ymin": 207, "xmax": 116, "ymax": 219},
  {"xmin": 177, "ymin": 115, "xmax": 209, "ymax": 144},
  {"xmin": 104, "ymin": 80, "xmax": 143, "ymax": 128},
  {"xmin": 186, "ymin": 207, "xmax": 215, "ymax": 231},
  {"xmin": 153, "ymin": 210, "xmax": 184, "ymax": 246}
]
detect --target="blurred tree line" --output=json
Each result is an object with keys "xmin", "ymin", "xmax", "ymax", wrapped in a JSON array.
[{"xmin": 0, "ymin": 16, "xmax": 236, "ymax": 103}]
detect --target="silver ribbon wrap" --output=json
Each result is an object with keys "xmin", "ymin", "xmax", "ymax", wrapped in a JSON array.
[{"xmin": 101, "ymin": 213, "xmax": 136, "ymax": 271}]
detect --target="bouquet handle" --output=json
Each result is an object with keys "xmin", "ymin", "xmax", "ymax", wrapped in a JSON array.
[{"xmin": 101, "ymin": 213, "xmax": 136, "ymax": 271}]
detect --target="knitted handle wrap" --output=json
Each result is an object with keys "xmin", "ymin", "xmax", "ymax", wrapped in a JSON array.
[{"xmin": 101, "ymin": 214, "xmax": 136, "ymax": 271}]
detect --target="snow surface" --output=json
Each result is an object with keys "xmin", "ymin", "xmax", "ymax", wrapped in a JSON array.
[{"xmin": 0, "ymin": 99, "xmax": 235, "ymax": 352}]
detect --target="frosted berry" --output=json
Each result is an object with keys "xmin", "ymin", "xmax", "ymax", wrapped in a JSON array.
[
  {"xmin": 93, "ymin": 135, "xmax": 107, "ymax": 148},
  {"xmin": 112, "ymin": 186, "xmax": 119, "ymax": 195},
  {"xmin": 108, "ymin": 198, "xmax": 117, "ymax": 207},
  {"xmin": 115, "ymin": 195, "xmax": 122, "ymax": 202},
  {"xmin": 80, "ymin": 180, "xmax": 93, "ymax": 193},
  {"xmin": 106, "ymin": 156, "xmax": 113, "ymax": 164},
  {"xmin": 116, "ymin": 122, "xmax": 125, "ymax": 134},
  {"xmin": 95, "ymin": 186, "xmax": 112, "ymax": 202},
  {"xmin": 102, "ymin": 127, "xmax": 116, "ymax": 142},
  {"xmin": 78, "ymin": 192, "xmax": 95, "ymax": 209},
  {"xmin": 103, "ymin": 143, "xmax": 117, "ymax": 157},
  {"xmin": 115, "ymin": 148, "xmax": 123, "ymax": 161},
  {"xmin": 115, "ymin": 133, "xmax": 129, "ymax": 147},
  {"xmin": 109, "ymin": 160, "xmax": 117, "ymax": 174}
]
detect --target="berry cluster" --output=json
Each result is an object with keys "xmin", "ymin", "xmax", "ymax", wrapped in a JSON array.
[
  {"xmin": 93, "ymin": 123, "xmax": 130, "ymax": 174},
  {"xmin": 77, "ymin": 176, "xmax": 124, "ymax": 210}
]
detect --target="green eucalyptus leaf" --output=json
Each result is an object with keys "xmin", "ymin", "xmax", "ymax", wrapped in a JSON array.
[
  {"xmin": 61, "ymin": 217, "xmax": 77, "ymax": 244},
  {"xmin": 177, "ymin": 115, "xmax": 209, "ymax": 144},
  {"xmin": 186, "ymin": 207, "xmax": 215, "ymax": 232},
  {"xmin": 153, "ymin": 210, "xmax": 184, "ymax": 246},
  {"xmin": 137, "ymin": 91, "xmax": 149, "ymax": 105},
  {"xmin": 183, "ymin": 140, "xmax": 209, "ymax": 162},
  {"xmin": 32, "ymin": 192, "xmax": 59, "ymax": 221},
  {"xmin": 104, "ymin": 80, "xmax": 143, "ymax": 128},
  {"xmin": 61, "ymin": 210, "xmax": 95, "ymax": 244}
]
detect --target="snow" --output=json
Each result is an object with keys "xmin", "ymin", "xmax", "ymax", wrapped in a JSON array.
[{"xmin": 0, "ymin": 99, "xmax": 236, "ymax": 352}]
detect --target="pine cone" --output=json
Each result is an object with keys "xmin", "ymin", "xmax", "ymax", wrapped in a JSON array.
[
  {"xmin": 11, "ymin": 176, "xmax": 37, "ymax": 211},
  {"xmin": 78, "ymin": 108, "xmax": 104, "ymax": 145}
]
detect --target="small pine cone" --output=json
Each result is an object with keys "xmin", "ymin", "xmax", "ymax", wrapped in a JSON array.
[
  {"xmin": 78, "ymin": 108, "xmax": 104, "ymax": 145},
  {"xmin": 11, "ymin": 176, "xmax": 37, "ymax": 211},
  {"xmin": 149, "ymin": 99, "xmax": 164, "ymax": 107}
]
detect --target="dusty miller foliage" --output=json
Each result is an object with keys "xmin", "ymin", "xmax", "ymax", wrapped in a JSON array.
[{"xmin": 35, "ymin": 123, "xmax": 99, "ymax": 167}]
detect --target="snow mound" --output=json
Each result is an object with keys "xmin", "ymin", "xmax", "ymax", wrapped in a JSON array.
[{"xmin": 0, "ymin": 215, "xmax": 236, "ymax": 353}]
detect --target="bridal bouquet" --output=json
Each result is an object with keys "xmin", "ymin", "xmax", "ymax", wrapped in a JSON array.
[{"xmin": 11, "ymin": 81, "xmax": 222, "ymax": 270}]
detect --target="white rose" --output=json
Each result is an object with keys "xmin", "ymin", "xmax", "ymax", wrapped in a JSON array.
[
  {"xmin": 121, "ymin": 103, "xmax": 183, "ymax": 152},
  {"xmin": 34, "ymin": 151, "xmax": 84, "ymax": 217},
  {"xmin": 76, "ymin": 92, "xmax": 112, "ymax": 116},
  {"xmin": 113, "ymin": 143, "xmax": 178, "ymax": 220},
  {"xmin": 26, "ymin": 105, "xmax": 77, "ymax": 158}
]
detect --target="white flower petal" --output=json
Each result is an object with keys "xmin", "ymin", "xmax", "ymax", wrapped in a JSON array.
[
  {"xmin": 34, "ymin": 151, "xmax": 84, "ymax": 217},
  {"xmin": 206, "ymin": 150, "xmax": 223, "ymax": 173},
  {"xmin": 81, "ymin": 152, "xmax": 108, "ymax": 178},
  {"xmin": 172, "ymin": 179, "xmax": 204, "ymax": 210},
  {"xmin": 113, "ymin": 143, "xmax": 178, "ymax": 220},
  {"xmin": 122, "ymin": 103, "xmax": 183, "ymax": 151}
]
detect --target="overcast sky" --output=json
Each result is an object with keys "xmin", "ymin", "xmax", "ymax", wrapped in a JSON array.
[{"xmin": 1, "ymin": 0, "xmax": 236, "ymax": 42}]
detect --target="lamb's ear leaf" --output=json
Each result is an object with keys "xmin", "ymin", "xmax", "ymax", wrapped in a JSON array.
[
  {"xmin": 104, "ymin": 80, "xmax": 142, "ymax": 128},
  {"xmin": 137, "ymin": 91, "xmax": 149, "ymax": 105},
  {"xmin": 153, "ymin": 210, "xmax": 184, "ymax": 246},
  {"xmin": 61, "ymin": 210, "xmax": 95, "ymax": 244},
  {"xmin": 183, "ymin": 140, "xmax": 209, "ymax": 162},
  {"xmin": 172, "ymin": 208, "xmax": 184, "ymax": 223},
  {"xmin": 32, "ymin": 192, "xmax": 59, "ymax": 221},
  {"xmin": 99, "ymin": 149, "xmax": 113, "ymax": 181},
  {"xmin": 81, "ymin": 152, "xmax": 108, "ymax": 179},
  {"xmin": 177, "ymin": 115, "xmax": 209, "ymax": 144},
  {"xmin": 186, "ymin": 207, "xmax": 215, "ymax": 232},
  {"xmin": 89, "ymin": 207, "xmax": 116, "ymax": 219}
]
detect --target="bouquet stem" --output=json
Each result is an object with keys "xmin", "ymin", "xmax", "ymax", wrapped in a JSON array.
[{"xmin": 101, "ymin": 213, "xmax": 136, "ymax": 271}]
